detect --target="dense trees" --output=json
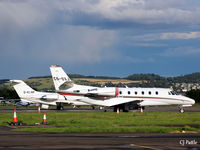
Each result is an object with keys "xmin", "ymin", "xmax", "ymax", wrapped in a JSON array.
[
  {"xmin": 0, "ymin": 88, "xmax": 19, "ymax": 99},
  {"xmin": 186, "ymin": 89, "xmax": 200, "ymax": 103}
]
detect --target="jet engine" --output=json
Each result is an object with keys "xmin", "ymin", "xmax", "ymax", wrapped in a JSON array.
[
  {"xmin": 87, "ymin": 87, "xmax": 119, "ymax": 97},
  {"xmin": 41, "ymin": 94, "xmax": 59, "ymax": 101}
]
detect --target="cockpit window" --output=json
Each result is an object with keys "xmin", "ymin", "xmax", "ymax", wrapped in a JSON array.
[{"xmin": 170, "ymin": 91, "xmax": 178, "ymax": 95}]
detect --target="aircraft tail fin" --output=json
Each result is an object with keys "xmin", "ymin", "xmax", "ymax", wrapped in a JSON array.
[
  {"xmin": 10, "ymin": 80, "xmax": 37, "ymax": 98},
  {"xmin": 49, "ymin": 65, "xmax": 73, "ymax": 91}
]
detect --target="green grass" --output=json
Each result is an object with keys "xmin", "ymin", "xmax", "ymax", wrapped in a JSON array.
[
  {"xmin": 15, "ymin": 126, "xmax": 190, "ymax": 133},
  {"xmin": 24, "ymin": 78, "xmax": 54, "ymax": 91},
  {"xmin": 1, "ymin": 112, "xmax": 200, "ymax": 133}
]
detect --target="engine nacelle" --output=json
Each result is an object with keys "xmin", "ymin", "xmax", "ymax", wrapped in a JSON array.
[
  {"xmin": 88, "ymin": 87, "xmax": 119, "ymax": 97},
  {"xmin": 41, "ymin": 94, "xmax": 59, "ymax": 100}
]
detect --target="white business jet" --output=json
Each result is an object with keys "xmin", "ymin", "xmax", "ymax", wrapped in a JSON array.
[
  {"xmin": 50, "ymin": 65, "xmax": 195, "ymax": 113},
  {"xmin": 10, "ymin": 80, "xmax": 88, "ymax": 109}
]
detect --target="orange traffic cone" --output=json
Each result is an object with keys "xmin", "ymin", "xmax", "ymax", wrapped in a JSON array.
[
  {"xmin": 13, "ymin": 108, "xmax": 18, "ymax": 123},
  {"xmin": 117, "ymin": 108, "xmax": 120, "ymax": 115},
  {"xmin": 140, "ymin": 107, "xmax": 143, "ymax": 114},
  {"xmin": 42, "ymin": 112, "xmax": 47, "ymax": 125},
  {"xmin": 38, "ymin": 105, "xmax": 41, "ymax": 113}
]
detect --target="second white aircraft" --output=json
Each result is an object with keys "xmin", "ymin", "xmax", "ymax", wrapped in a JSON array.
[{"xmin": 50, "ymin": 65, "xmax": 195, "ymax": 113}]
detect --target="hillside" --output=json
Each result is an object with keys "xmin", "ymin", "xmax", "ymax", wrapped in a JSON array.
[
  {"xmin": 21, "ymin": 72, "xmax": 200, "ymax": 91},
  {"xmin": 126, "ymin": 72, "xmax": 200, "ymax": 83},
  {"xmin": 1, "ymin": 72, "xmax": 200, "ymax": 92}
]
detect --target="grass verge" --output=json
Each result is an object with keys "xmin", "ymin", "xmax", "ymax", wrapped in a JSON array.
[{"xmin": 0, "ymin": 112, "xmax": 200, "ymax": 133}]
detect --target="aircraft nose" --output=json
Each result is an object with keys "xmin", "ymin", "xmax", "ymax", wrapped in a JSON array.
[
  {"xmin": 187, "ymin": 97, "xmax": 195, "ymax": 105},
  {"xmin": 184, "ymin": 96, "xmax": 195, "ymax": 105},
  {"xmin": 190, "ymin": 98, "xmax": 195, "ymax": 105}
]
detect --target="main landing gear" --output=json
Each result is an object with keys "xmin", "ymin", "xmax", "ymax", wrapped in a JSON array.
[{"xmin": 56, "ymin": 102, "xmax": 64, "ymax": 110}]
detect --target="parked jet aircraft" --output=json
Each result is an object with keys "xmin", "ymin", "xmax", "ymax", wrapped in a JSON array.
[
  {"xmin": 10, "ymin": 80, "xmax": 88, "ymax": 109},
  {"xmin": 50, "ymin": 65, "xmax": 195, "ymax": 113}
]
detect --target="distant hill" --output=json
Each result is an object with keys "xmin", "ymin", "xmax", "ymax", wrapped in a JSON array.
[
  {"xmin": 0, "ymin": 79, "xmax": 10, "ymax": 84},
  {"xmin": 126, "ymin": 73, "xmax": 200, "ymax": 83},
  {"xmin": 126, "ymin": 73, "xmax": 166, "ymax": 81},
  {"xmin": 24, "ymin": 72, "xmax": 200, "ymax": 90},
  {"xmin": 168, "ymin": 72, "xmax": 200, "ymax": 83},
  {"xmin": 28, "ymin": 74, "xmax": 120, "ymax": 80},
  {"xmin": 28, "ymin": 72, "xmax": 200, "ymax": 85}
]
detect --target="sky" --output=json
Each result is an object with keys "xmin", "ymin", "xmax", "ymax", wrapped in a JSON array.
[{"xmin": 1, "ymin": 0, "xmax": 200, "ymax": 79}]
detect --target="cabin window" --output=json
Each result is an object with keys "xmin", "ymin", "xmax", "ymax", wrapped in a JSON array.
[
  {"xmin": 135, "ymin": 91, "xmax": 137, "ymax": 95},
  {"xmin": 128, "ymin": 91, "xmax": 131, "ymax": 95},
  {"xmin": 142, "ymin": 91, "xmax": 144, "ymax": 95},
  {"xmin": 168, "ymin": 92, "xmax": 171, "ymax": 95},
  {"xmin": 74, "ymin": 90, "xmax": 80, "ymax": 93},
  {"xmin": 119, "ymin": 91, "xmax": 122, "ymax": 95},
  {"xmin": 149, "ymin": 91, "xmax": 151, "ymax": 95},
  {"xmin": 155, "ymin": 91, "xmax": 158, "ymax": 95}
]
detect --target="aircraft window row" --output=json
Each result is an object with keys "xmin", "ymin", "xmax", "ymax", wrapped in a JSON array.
[{"xmin": 119, "ymin": 91, "xmax": 159, "ymax": 95}]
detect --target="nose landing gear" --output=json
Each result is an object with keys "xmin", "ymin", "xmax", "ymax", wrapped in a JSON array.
[{"xmin": 179, "ymin": 107, "xmax": 184, "ymax": 113}]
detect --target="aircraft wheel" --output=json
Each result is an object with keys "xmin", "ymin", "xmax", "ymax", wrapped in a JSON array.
[
  {"xmin": 180, "ymin": 108, "xmax": 184, "ymax": 113},
  {"xmin": 56, "ymin": 103, "xmax": 64, "ymax": 110}
]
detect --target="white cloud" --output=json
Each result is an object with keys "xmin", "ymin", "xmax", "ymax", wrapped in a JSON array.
[
  {"xmin": 124, "ymin": 56, "xmax": 155, "ymax": 63},
  {"xmin": 133, "ymin": 43, "xmax": 167, "ymax": 47},
  {"xmin": 160, "ymin": 47, "xmax": 200, "ymax": 57},
  {"xmin": 44, "ymin": 26, "xmax": 118, "ymax": 63},
  {"xmin": 1, "ymin": 0, "xmax": 200, "ymax": 31},
  {"xmin": 160, "ymin": 32, "xmax": 200, "ymax": 40},
  {"xmin": 0, "ymin": 25, "xmax": 118, "ymax": 63},
  {"xmin": 0, "ymin": 1, "xmax": 121, "ymax": 64},
  {"xmin": 131, "ymin": 31, "xmax": 200, "ymax": 41},
  {"xmin": 0, "ymin": 1, "xmax": 52, "ymax": 30},
  {"xmin": 1, "ymin": 0, "xmax": 200, "ymax": 64},
  {"xmin": 65, "ymin": 0, "xmax": 200, "ymax": 26}
]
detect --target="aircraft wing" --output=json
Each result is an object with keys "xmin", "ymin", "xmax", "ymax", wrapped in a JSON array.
[{"xmin": 77, "ymin": 97, "xmax": 142, "ymax": 107}]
